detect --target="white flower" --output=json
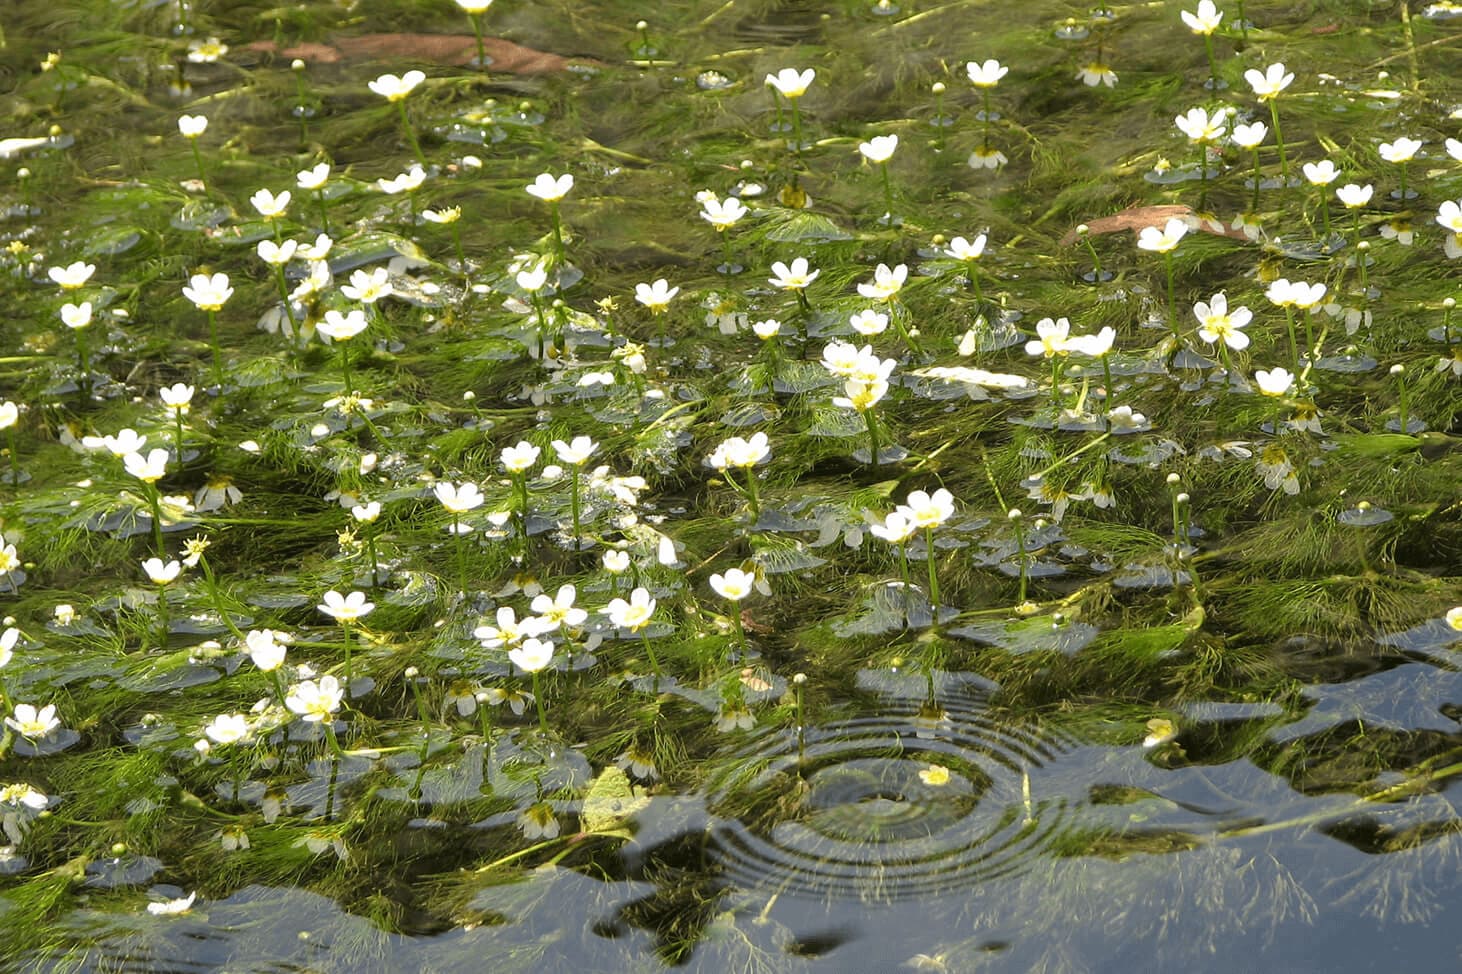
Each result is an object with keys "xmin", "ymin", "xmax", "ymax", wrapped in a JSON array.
[
  {"xmin": 1075, "ymin": 63, "xmax": 1118, "ymax": 87},
  {"xmin": 849, "ymin": 308, "xmax": 889, "ymax": 336},
  {"xmin": 1025, "ymin": 317, "xmax": 1071, "ymax": 357},
  {"xmin": 1230, "ymin": 121, "xmax": 1268, "ymax": 149},
  {"xmin": 178, "ymin": 114, "xmax": 208, "ymax": 138},
  {"xmin": 455, "ymin": 0, "xmax": 495, "ymax": 12},
  {"xmin": 60, "ymin": 301, "xmax": 92, "ymax": 329},
  {"xmin": 752, "ymin": 318, "xmax": 781, "ymax": 339},
  {"xmin": 525, "ymin": 172, "xmax": 573, "ymax": 201},
  {"xmin": 341, "ymin": 267, "xmax": 392, "ymax": 304},
  {"xmin": 515, "ymin": 262, "xmax": 549, "ymax": 293},
  {"xmin": 285, "ymin": 676, "xmax": 344, "ymax": 721},
  {"xmin": 317, "ymin": 309, "xmax": 369, "ymax": 342},
  {"xmin": 508, "ymin": 636, "xmax": 554, "ymax": 673},
  {"xmin": 141, "ymin": 558, "xmax": 182, "ymax": 585},
  {"xmin": 1256, "ymin": 443, "xmax": 1300, "ymax": 494},
  {"xmin": 966, "ymin": 59, "xmax": 1008, "ymax": 87},
  {"xmin": 1245, "ymin": 62, "xmax": 1294, "ymax": 100},
  {"xmin": 1378, "ymin": 137, "xmax": 1423, "ymax": 163},
  {"xmin": 1436, "ymin": 199, "xmax": 1462, "ymax": 234},
  {"xmin": 604, "ymin": 587, "xmax": 656, "ymax": 631},
  {"xmin": 500, "ymin": 441, "xmax": 540, "ymax": 473},
  {"xmin": 700, "ymin": 195, "xmax": 748, "ymax": 230},
  {"xmin": 1137, "ymin": 217, "xmax": 1188, "ymax": 253},
  {"xmin": 769, "ymin": 257, "xmax": 818, "ymax": 290},
  {"xmin": 368, "ymin": 70, "xmax": 426, "ymax": 101},
  {"xmin": 856, "ymin": 263, "xmax": 908, "ymax": 301},
  {"xmin": 967, "ymin": 147, "xmax": 1008, "ymax": 170},
  {"xmin": 147, "ymin": 892, "xmax": 197, "ymax": 916},
  {"xmin": 318, "ymin": 590, "xmax": 374, "ymax": 622},
  {"xmin": 376, "ymin": 167, "xmax": 427, "ymax": 195},
  {"xmin": 870, "ymin": 510, "xmax": 915, "ymax": 544},
  {"xmin": 434, "ymin": 481, "xmax": 484, "ymax": 513},
  {"xmin": 1106, "ymin": 405, "xmax": 1148, "ymax": 431},
  {"xmin": 474, "ymin": 607, "xmax": 546, "ymax": 649},
  {"xmin": 124, "ymin": 448, "xmax": 170, "ymax": 483},
  {"xmin": 708, "ymin": 432, "xmax": 770, "ymax": 470},
  {"xmin": 832, "ymin": 377, "xmax": 889, "ymax": 412},
  {"xmin": 250, "ymin": 188, "xmax": 290, "ymax": 219},
  {"xmin": 858, "ymin": 134, "xmax": 898, "ymax": 163},
  {"xmin": 1302, "ymin": 160, "xmax": 1340, "ymax": 185},
  {"xmin": 48, "ymin": 262, "xmax": 95, "ymax": 289},
  {"xmin": 0, "ymin": 627, "xmax": 17, "ymax": 668},
  {"xmin": 1446, "ymin": 606, "xmax": 1462, "ymax": 631},
  {"xmin": 1181, "ymin": 0, "xmax": 1223, "ymax": 33},
  {"xmin": 256, "ymin": 239, "xmax": 298, "ymax": 265},
  {"xmin": 5, "ymin": 703, "xmax": 60, "ymax": 739},
  {"xmin": 1068, "ymin": 326, "xmax": 1116, "ymax": 357},
  {"xmin": 246, "ymin": 629, "xmax": 287, "ymax": 671},
  {"xmin": 765, "ymin": 68, "xmax": 815, "ymax": 99},
  {"xmin": 182, "ymin": 272, "xmax": 233, "ymax": 312},
  {"xmin": 900, "ymin": 488, "xmax": 955, "ymax": 530},
  {"xmin": 186, "ymin": 36, "xmax": 228, "ymax": 62},
  {"xmin": 1193, "ymin": 292, "xmax": 1253, "ymax": 350},
  {"xmin": 635, "ymin": 279, "xmax": 679, "ymax": 313},
  {"xmin": 297, "ymin": 163, "xmax": 331, "ymax": 190},
  {"xmin": 1335, "ymin": 183, "xmax": 1374, "ymax": 208},
  {"xmin": 532, "ymin": 585, "xmax": 587, "ymax": 627},
  {"xmin": 1175, "ymin": 106, "xmax": 1228, "ymax": 142},
  {"xmin": 205, "ymin": 713, "xmax": 249, "ymax": 745},
  {"xmin": 352, "ymin": 501, "xmax": 381, "ymax": 524},
  {"xmin": 517, "ymin": 803, "xmax": 560, "ymax": 839},
  {"xmin": 1288, "ymin": 281, "xmax": 1327, "ymax": 309},
  {"xmin": 603, "ymin": 549, "xmax": 631, "ymax": 573},
  {"xmin": 1254, "ymin": 367, "xmax": 1295, "ymax": 396},
  {"xmin": 944, "ymin": 234, "xmax": 987, "ymax": 261},
  {"xmin": 710, "ymin": 568, "xmax": 756, "ymax": 601},
  {"xmin": 551, "ymin": 436, "xmax": 597, "ymax": 465}
]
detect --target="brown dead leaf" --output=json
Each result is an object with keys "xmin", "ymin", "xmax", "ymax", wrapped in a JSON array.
[
  {"xmin": 243, "ymin": 33, "xmax": 592, "ymax": 75},
  {"xmin": 1060, "ymin": 203, "xmax": 1249, "ymax": 246}
]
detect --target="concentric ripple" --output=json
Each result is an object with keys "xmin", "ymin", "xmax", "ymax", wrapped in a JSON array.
[{"xmin": 703, "ymin": 670, "xmax": 1078, "ymax": 902}]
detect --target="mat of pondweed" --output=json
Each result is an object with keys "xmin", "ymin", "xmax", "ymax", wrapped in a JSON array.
[{"xmin": 1, "ymin": 0, "xmax": 1460, "ymax": 970}]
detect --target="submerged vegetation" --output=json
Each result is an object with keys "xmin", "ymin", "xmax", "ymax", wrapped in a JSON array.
[{"xmin": 0, "ymin": 0, "xmax": 1460, "ymax": 969}]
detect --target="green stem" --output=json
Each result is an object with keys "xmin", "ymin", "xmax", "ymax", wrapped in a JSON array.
[
  {"xmin": 731, "ymin": 608, "xmax": 747, "ymax": 659},
  {"xmin": 1050, "ymin": 356, "xmax": 1064, "ymax": 412},
  {"xmin": 743, "ymin": 464, "xmax": 761, "ymax": 520},
  {"xmin": 274, "ymin": 265, "xmax": 298, "ymax": 335},
  {"xmin": 1396, "ymin": 372, "xmax": 1410, "ymax": 432},
  {"xmin": 5, "ymin": 427, "xmax": 17, "ymax": 485},
  {"xmin": 640, "ymin": 631, "xmax": 663, "ymax": 679},
  {"xmin": 189, "ymin": 139, "xmax": 208, "ymax": 190},
  {"xmin": 982, "ymin": 89, "xmax": 992, "ymax": 150},
  {"xmin": 1164, "ymin": 252, "xmax": 1178, "ymax": 340},
  {"xmin": 1267, "ymin": 99, "xmax": 1287, "ymax": 181},
  {"xmin": 1203, "ymin": 34, "xmax": 1219, "ymax": 88},
  {"xmin": 865, "ymin": 410, "xmax": 881, "ymax": 471},
  {"xmin": 1100, "ymin": 354, "xmax": 1114, "ymax": 415},
  {"xmin": 397, "ymin": 100, "xmax": 426, "ymax": 167},
  {"xmin": 1284, "ymin": 307, "xmax": 1300, "ymax": 375},
  {"xmin": 924, "ymin": 526, "xmax": 940, "ymax": 615},
  {"xmin": 316, "ymin": 190, "xmax": 332, "ymax": 236},
  {"xmin": 338, "ymin": 344, "xmax": 351, "ymax": 391},
  {"xmin": 790, "ymin": 99, "xmax": 805, "ymax": 155},
  {"xmin": 879, "ymin": 161, "xmax": 894, "ymax": 222},
  {"xmin": 453, "ymin": 515, "xmax": 466, "ymax": 592},
  {"xmin": 1303, "ymin": 309, "xmax": 1315, "ymax": 364},
  {"xmin": 341, "ymin": 621, "xmax": 353, "ymax": 688},
  {"xmin": 470, "ymin": 13, "xmax": 487, "ymax": 70},
  {"xmin": 1250, "ymin": 149, "xmax": 1261, "ymax": 213},
  {"xmin": 549, "ymin": 201, "xmax": 565, "ymax": 266},
  {"xmin": 147, "ymin": 486, "xmax": 165, "ymax": 558},
  {"xmin": 531, "ymin": 672, "xmax": 548, "ymax": 734},
  {"xmin": 75, "ymin": 326, "xmax": 91, "ymax": 401},
  {"xmin": 207, "ymin": 309, "xmax": 221, "ymax": 387},
  {"xmin": 1013, "ymin": 516, "xmax": 1028, "ymax": 603},
  {"xmin": 324, "ymin": 721, "xmax": 347, "ymax": 759},
  {"xmin": 366, "ymin": 532, "xmax": 381, "ymax": 586},
  {"xmin": 569, "ymin": 468, "xmax": 582, "ymax": 541}
]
